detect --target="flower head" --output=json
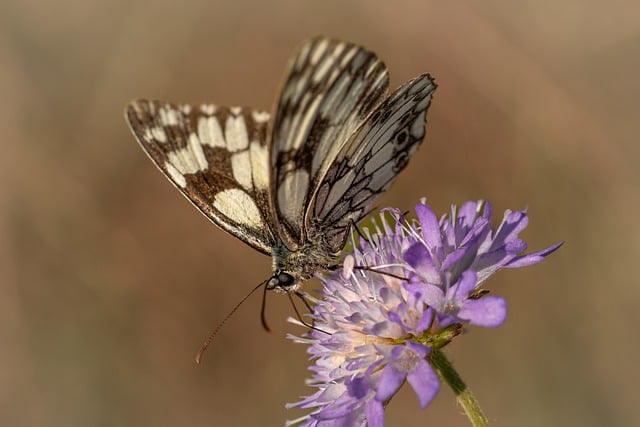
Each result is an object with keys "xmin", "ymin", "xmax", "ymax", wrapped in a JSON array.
[{"xmin": 287, "ymin": 200, "xmax": 562, "ymax": 426}]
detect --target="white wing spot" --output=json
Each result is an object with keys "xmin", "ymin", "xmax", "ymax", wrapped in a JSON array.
[
  {"xmin": 200, "ymin": 104, "xmax": 216, "ymax": 115},
  {"xmin": 295, "ymin": 42, "xmax": 312, "ymax": 70},
  {"xmin": 230, "ymin": 151, "xmax": 252, "ymax": 190},
  {"xmin": 142, "ymin": 128, "xmax": 153, "ymax": 142},
  {"xmin": 188, "ymin": 133, "xmax": 208, "ymax": 170},
  {"xmin": 250, "ymin": 141, "xmax": 269, "ymax": 190},
  {"xmin": 278, "ymin": 170, "xmax": 309, "ymax": 226},
  {"xmin": 340, "ymin": 46, "xmax": 358, "ymax": 67},
  {"xmin": 159, "ymin": 107, "xmax": 179, "ymax": 126},
  {"xmin": 165, "ymin": 162, "xmax": 187, "ymax": 188},
  {"xmin": 181, "ymin": 104, "xmax": 192, "ymax": 114},
  {"xmin": 313, "ymin": 55, "xmax": 334, "ymax": 83},
  {"xmin": 225, "ymin": 115, "xmax": 249, "ymax": 151},
  {"xmin": 252, "ymin": 110, "xmax": 270, "ymax": 123},
  {"xmin": 167, "ymin": 147, "xmax": 205, "ymax": 174},
  {"xmin": 151, "ymin": 127, "xmax": 168, "ymax": 143},
  {"xmin": 290, "ymin": 95, "xmax": 322, "ymax": 150},
  {"xmin": 212, "ymin": 189, "xmax": 265, "ymax": 229},
  {"xmin": 310, "ymin": 39, "xmax": 329, "ymax": 65},
  {"xmin": 198, "ymin": 116, "xmax": 225, "ymax": 148},
  {"xmin": 230, "ymin": 106, "xmax": 242, "ymax": 116}
]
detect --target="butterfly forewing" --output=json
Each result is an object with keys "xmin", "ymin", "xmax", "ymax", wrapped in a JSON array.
[
  {"xmin": 307, "ymin": 74, "xmax": 437, "ymax": 252},
  {"xmin": 271, "ymin": 37, "xmax": 390, "ymax": 250},
  {"xmin": 126, "ymin": 100, "xmax": 276, "ymax": 255}
]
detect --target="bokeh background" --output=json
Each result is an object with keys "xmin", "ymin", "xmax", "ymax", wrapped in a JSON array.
[{"xmin": 2, "ymin": 1, "xmax": 638, "ymax": 426}]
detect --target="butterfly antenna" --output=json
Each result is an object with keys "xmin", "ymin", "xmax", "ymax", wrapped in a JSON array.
[
  {"xmin": 260, "ymin": 281, "xmax": 272, "ymax": 332},
  {"xmin": 195, "ymin": 279, "xmax": 267, "ymax": 364},
  {"xmin": 289, "ymin": 291, "xmax": 330, "ymax": 335}
]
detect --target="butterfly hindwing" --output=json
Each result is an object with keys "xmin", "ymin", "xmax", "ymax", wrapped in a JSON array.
[
  {"xmin": 307, "ymin": 74, "xmax": 437, "ymax": 252},
  {"xmin": 126, "ymin": 100, "xmax": 276, "ymax": 255},
  {"xmin": 271, "ymin": 37, "xmax": 390, "ymax": 250}
]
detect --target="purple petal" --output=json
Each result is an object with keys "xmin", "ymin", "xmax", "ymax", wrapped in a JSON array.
[
  {"xmin": 420, "ymin": 284, "xmax": 445, "ymax": 310},
  {"xmin": 404, "ymin": 280, "xmax": 427, "ymax": 298},
  {"xmin": 442, "ymin": 238, "xmax": 480, "ymax": 281},
  {"xmin": 504, "ymin": 238, "xmax": 527, "ymax": 254},
  {"xmin": 365, "ymin": 399, "xmax": 384, "ymax": 427},
  {"xmin": 458, "ymin": 296, "xmax": 507, "ymax": 327},
  {"xmin": 405, "ymin": 341, "xmax": 429, "ymax": 358},
  {"xmin": 404, "ymin": 243, "xmax": 441, "ymax": 284},
  {"xmin": 387, "ymin": 311, "xmax": 405, "ymax": 328},
  {"xmin": 442, "ymin": 246, "xmax": 469, "ymax": 271},
  {"xmin": 416, "ymin": 308, "xmax": 434, "ymax": 333},
  {"xmin": 457, "ymin": 200, "xmax": 481, "ymax": 229},
  {"xmin": 311, "ymin": 391, "xmax": 361, "ymax": 419},
  {"xmin": 416, "ymin": 202, "xmax": 443, "ymax": 250},
  {"xmin": 370, "ymin": 320, "xmax": 403, "ymax": 338},
  {"xmin": 447, "ymin": 270, "xmax": 477, "ymax": 301},
  {"xmin": 437, "ymin": 314, "xmax": 460, "ymax": 328},
  {"xmin": 406, "ymin": 359, "xmax": 440, "ymax": 408},
  {"xmin": 490, "ymin": 210, "xmax": 528, "ymax": 251},
  {"xmin": 459, "ymin": 217, "xmax": 490, "ymax": 247},
  {"xmin": 473, "ymin": 249, "xmax": 510, "ymax": 282},
  {"xmin": 482, "ymin": 201, "xmax": 492, "ymax": 220},
  {"xmin": 348, "ymin": 376, "xmax": 371, "ymax": 399},
  {"xmin": 506, "ymin": 241, "xmax": 564, "ymax": 268},
  {"xmin": 376, "ymin": 365, "xmax": 405, "ymax": 402}
]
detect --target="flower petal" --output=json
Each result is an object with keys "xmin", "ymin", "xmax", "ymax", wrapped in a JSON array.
[
  {"xmin": 447, "ymin": 270, "xmax": 477, "ymax": 301},
  {"xmin": 506, "ymin": 241, "xmax": 564, "ymax": 268},
  {"xmin": 406, "ymin": 359, "xmax": 440, "ymax": 408},
  {"xmin": 457, "ymin": 200, "xmax": 481, "ymax": 228},
  {"xmin": 404, "ymin": 243, "xmax": 441, "ymax": 284},
  {"xmin": 458, "ymin": 296, "xmax": 507, "ymax": 327},
  {"xmin": 376, "ymin": 365, "xmax": 405, "ymax": 402},
  {"xmin": 365, "ymin": 399, "xmax": 384, "ymax": 427},
  {"xmin": 490, "ymin": 210, "xmax": 528, "ymax": 251},
  {"xmin": 416, "ymin": 202, "xmax": 442, "ymax": 250},
  {"xmin": 420, "ymin": 284, "xmax": 445, "ymax": 310},
  {"xmin": 416, "ymin": 307, "xmax": 434, "ymax": 333}
]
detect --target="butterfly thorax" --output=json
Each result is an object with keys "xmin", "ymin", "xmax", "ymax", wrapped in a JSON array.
[{"xmin": 267, "ymin": 240, "xmax": 339, "ymax": 293}]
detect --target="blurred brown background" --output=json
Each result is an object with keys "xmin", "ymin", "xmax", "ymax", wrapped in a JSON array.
[{"xmin": 1, "ymin": 1, "xmax": 638, "ymax": 426}]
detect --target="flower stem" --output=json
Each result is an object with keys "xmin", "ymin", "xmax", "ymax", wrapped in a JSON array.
[{"xmin": 430, "ymin": 349, "xmax": 489, "ymax": 427}]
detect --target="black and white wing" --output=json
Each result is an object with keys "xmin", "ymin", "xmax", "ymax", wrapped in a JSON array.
[
  {"xmin": 270, "ymin": 37, "xmax": 390, "ymax": 250},
  {"xmin": 307, "ymin": 74, "xmax": 437, "ymax": 252},
  {"xmin": 126, "ymin": 101, "xmax": 276, "ymax": 255}
]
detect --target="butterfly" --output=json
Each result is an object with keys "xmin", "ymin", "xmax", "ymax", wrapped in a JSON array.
[{"xmin": 125, "ymin": 37, "xmax": 436, "ymax": 295}]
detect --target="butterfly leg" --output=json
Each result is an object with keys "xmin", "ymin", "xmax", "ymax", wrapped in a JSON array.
[
  {"xmin": 352, "ymin": 265, "xmax": 408, "ymax": 281},
  {"xmin": 288, "ymin": 292, "xmax": 330, "ymax": 335},
  {"xmin": 350, "ymin": 218, "xmax": 370, "ymax": 244}
]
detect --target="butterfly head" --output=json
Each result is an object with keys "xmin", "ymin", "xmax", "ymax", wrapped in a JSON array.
[{"xmin": 266, "ymin": 270, "xmax": 298, "ymax": 293}]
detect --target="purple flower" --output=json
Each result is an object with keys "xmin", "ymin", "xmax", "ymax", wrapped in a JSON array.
[
  {"xmin": 404, "ymin": 200, "xmax": 562, "ymax": 328},
  {"xmin": 287, "ymin": 200, "xmax": 562, "ymax": 426}
]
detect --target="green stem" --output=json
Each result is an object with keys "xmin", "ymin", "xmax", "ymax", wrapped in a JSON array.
[{"xmin": 430, "ymin": 349, "xmax": 489, "ymax": 427}]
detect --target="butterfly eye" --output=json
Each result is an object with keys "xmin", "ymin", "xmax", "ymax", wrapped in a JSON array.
[{"xmin": 277, "ymin": 272, "xmax": 295, "ymax": 288}]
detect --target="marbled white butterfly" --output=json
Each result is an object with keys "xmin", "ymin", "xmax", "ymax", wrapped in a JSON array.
[{"xmin": 126, "ymin": 37, "xmax": 436, "ymax": 296}]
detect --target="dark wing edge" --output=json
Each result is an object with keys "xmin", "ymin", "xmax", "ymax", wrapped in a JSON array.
[{"xmin": 125, "ymin": 100, "xmax": 276, "ymax": 255}]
